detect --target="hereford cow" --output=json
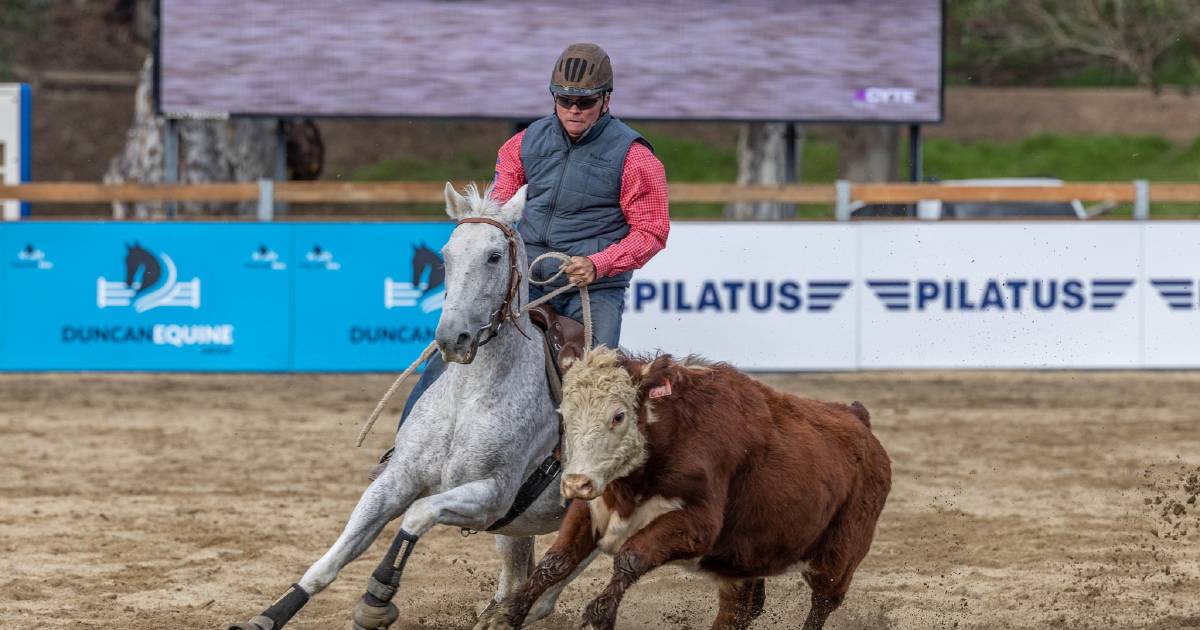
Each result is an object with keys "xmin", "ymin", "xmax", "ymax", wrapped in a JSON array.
[{"xmin": 474, "ymin": 346, "xmax": 891, "ymax": 630}]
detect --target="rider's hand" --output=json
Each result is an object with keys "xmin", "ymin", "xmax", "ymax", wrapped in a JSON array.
[{"xmin": 564, "ymin": 256, "xmax": 596, "ymax": 286}]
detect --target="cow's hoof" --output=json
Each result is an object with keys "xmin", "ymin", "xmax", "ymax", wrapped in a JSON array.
[
  {"xmin": 352, "ymin": 599, "xmax": 398, "ymax": 630},
  {"xmin": 227, "ymin": 616, "xmax": 273, "ymax": 630}
]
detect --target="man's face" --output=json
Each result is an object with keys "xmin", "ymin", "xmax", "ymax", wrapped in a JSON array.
[{"xmin": 554, "ymin": 93, "xmax": 609, "ymax": 142}]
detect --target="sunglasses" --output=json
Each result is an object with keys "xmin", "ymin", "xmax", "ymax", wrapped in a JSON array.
[{"xmin": 554, "ymin": 95, "xmax": 602, "ymax": 110}]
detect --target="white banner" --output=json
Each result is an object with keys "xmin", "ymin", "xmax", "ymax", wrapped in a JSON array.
[
  {"xmin": 1143, "ymin": 224, "xmax": 1200, "ymax": 368},
  {"xmin": 622, "ymin": 222, "xmax": 1197, "ymax": 370},
  {"xmin": 620, "ymin": 224, "xmax": 858, "ymax": 370}
]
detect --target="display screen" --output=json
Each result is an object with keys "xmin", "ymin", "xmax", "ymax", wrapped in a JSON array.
[{"xmin": 158, "ymin": 0, "xmax": 942, "ymax": 122}]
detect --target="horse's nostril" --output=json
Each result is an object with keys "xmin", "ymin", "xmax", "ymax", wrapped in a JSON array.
[{"xmin": 456, "ymin": 332, "xmax": 471, "ymax": 348}]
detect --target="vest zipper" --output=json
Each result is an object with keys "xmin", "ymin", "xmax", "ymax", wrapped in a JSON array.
[{"xmin": 541, "ymin": 143, "xmax": 575, "ymax": 244}]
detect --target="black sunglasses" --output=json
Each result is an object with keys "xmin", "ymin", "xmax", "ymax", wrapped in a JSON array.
[{"xmin": 554, "ymin": 94, "xmax": 602, "ymax": 110}]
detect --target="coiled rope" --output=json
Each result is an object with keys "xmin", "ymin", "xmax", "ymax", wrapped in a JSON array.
[{"xmin": 355, "ymin": 252, "xmax": 591, "ymax": 447}]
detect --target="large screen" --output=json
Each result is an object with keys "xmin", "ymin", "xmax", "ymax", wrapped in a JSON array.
[{"xmin": 158, "ymin": 0, "xmax": 942, "ymax": 123}]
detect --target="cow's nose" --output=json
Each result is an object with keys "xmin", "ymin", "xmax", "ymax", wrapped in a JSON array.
[{"xmin": 561, "ymin": 474, "xmax": 596, "ymax": 500}]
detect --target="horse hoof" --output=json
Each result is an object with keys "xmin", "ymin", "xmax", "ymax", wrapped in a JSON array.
[{"xmin": 352, "ymin": 599, "xmax": 398, "ymax": 630}]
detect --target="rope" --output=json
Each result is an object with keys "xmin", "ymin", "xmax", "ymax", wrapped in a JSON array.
[
  {"xmin": 355, "ymin": 252, "xmax": 592, "ymax": 447},
  {"xmin": 355, "ymin": 342, "xmax": 438, "ymax": 447}
]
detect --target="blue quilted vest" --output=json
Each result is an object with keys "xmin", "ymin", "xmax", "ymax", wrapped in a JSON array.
[{"xmin": 518, "ymin": 112, "xmax": 651, "ymax": 290}]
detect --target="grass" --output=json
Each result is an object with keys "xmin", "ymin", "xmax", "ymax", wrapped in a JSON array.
[{"xmin": 345, "ymin": 132, "xmax": 1200, "ymax": 219}]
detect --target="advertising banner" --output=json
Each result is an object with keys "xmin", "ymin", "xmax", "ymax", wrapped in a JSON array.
[
  {"xmin": 2, "ymin": 220, "xmax": 1198, "ymax": 371},
  {"xmin": 1143, "ymin": 224, "xmax": 1200, "ymax": 368},
  {"xmin": 290, "ymin": 223, "xmax": 453, "ymax": 371},
  {"xmin": 2, "ymin": 223, "xmax": 291, "ymax": 370},
  {"xmin": 857, "ymin": 224, "xmax": 1143, "ymax": 369},
  {"xmin": 620, "ymin": 224, "xmax": 858, "ymax": 370}
]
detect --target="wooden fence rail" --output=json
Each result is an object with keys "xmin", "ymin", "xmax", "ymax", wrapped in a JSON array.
[{"xmin": 2, "ymin": 181, "xmax": 1200, "ymax": 218}]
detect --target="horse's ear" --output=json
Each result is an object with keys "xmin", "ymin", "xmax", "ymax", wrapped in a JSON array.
[
  {"xmin": 444, "ymin": 182, "xmax": 468, "ymax": 220},
  {"xmin": 497, "ymin": 185, "xmax": 527, "ymax": 225}
]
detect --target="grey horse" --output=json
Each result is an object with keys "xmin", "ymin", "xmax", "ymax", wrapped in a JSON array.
[{"xmin": 229, "ymin": 183, "xmax": 595, "ymax": 630}]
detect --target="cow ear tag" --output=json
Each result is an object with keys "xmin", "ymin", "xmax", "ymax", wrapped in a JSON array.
[{"xmin": 648, "ymin": 379, "xmax": 672, "ymax": 399}]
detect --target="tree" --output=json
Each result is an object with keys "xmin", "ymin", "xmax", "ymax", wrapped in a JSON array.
[
  {"xmin": 950, "ymin": 0, "xmax": 1200, "ymax": 89},
  {"xmin": 104, "ymin": 56, "xmax": 279, "ymax": 218},
  {"xmin": 724, "ymin": 122, "xmax": 804, "ymax": 220},
  {"xmin": 0, "ymin": 0, "xmax": 49, "ymax": 80}
]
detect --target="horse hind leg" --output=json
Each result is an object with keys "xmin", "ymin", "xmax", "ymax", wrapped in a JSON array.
[{"xmin": 477, "ymin": 535, "xmax": 535, "ymax": 618}]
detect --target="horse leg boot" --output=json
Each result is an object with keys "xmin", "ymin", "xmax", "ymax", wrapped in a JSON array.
[
  {"xmin": 227, "ymin": 584, "xmax": 310, "ymax": 630},
  {"xmin": 228, "ymin": 471, "xmax": 418, "ymax": 630},
  {"xmin": 352, "ymin": 528, "xmax": 418, "ymax": 630}
]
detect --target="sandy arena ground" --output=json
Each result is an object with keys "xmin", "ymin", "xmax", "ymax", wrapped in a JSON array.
[{"xmin": 1, "ymin": 371, "xmax": 1198, "ymax": 629}]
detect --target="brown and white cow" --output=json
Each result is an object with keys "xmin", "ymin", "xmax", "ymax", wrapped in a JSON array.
[{"xmin": 474, "ymin": 346, "xmax": 891, "ymax": 630}]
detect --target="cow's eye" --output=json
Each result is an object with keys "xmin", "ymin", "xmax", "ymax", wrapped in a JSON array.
[
  {"xmin": 611, "ymin": 411, "xmax": 625, "ymax": 427},
  {"xmin": 487, "ymin": 251, "xmax": 502, "ymax": 264}
]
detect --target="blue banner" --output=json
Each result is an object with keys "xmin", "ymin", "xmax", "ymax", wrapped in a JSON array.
[
  {"xmin": 3, "ymin": 222, "xmax": 293, "ymax": 370},
  {"xmin": 0, "ymin": 221, "xmax": 455, "ymax": 371},
  {"xmin": 291, "ymin": 223, "xmax": 453, "ymax": 370}
]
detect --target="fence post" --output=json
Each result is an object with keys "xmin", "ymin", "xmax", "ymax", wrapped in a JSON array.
[
  {"xmin": 257, "ymin": 178, "xmax": 275, "ymax": 222},
  {"xmin": 835, "ymin": 180, "xmax": 852, "ymax": 221},
  {"xmin": 1133, "ymin": 179, "xmax": 1150, "ymax": 220}
]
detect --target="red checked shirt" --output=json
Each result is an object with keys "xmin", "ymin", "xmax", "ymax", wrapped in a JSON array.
[{"xmin": 491, "ymin": 130, "xmax": 670, "ymax": 279}]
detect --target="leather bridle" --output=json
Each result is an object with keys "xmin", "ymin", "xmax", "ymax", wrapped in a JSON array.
[{"xmin": 455, "ymin": 217, "xmax": 529, "ymax": 347}]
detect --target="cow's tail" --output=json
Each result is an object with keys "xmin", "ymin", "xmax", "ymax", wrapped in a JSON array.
[{"xmin": 849, "ymin": 401, "xmax": 871, "ymax": 428}]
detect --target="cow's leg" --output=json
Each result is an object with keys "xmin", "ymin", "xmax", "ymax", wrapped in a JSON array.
[
  {"xmin": 523, "ymin": 549, "xmax": 600, "ymax": 624},
  {"xmin": 581, "ymin": 509, "xmax": 716, "ymax": 630},
  {"xmin": 474, "ymin": 501, "xmax": 597, "ymax": 630},
  {"xmin": 227, "ymin": 471, "xmax": 419, "ymax": 630},
  {"xmin": 711, "ymin": 578, "xmax": 767, "ymax": 630},
  {"xmin": 800, "ymin": 498, "xmax": 882, "ymax": 630}
]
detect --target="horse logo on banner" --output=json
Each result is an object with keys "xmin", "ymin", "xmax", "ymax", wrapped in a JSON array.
[
  {"xmin": 96, "ymin": 242, "xmax": 201, "ymax": 312},
  {"xmin": 384, "ymin": 242, "xmax": 445, "ymax": 313}
]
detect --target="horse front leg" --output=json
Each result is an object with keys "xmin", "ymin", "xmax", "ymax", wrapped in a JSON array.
[
  {"xmin": 227, "ymin": 471, "xmax": 419, "ymax": 630},
  {"xmin": 347, "ymin": 478, "xmax": 508, "ymax": 629}
]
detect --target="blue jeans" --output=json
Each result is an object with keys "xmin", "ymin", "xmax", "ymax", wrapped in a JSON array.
[{"xmin": 396, "ymin": 285, "xmax": 627, "ymax": 428}]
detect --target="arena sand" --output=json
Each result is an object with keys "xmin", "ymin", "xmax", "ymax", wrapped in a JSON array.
[{"xmin": 1, "ymin": 371, "xmax": 1198, "ymax": 629}]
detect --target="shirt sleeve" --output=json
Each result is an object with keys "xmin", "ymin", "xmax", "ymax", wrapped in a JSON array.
[
  {"xmin": 587, "ymin": 142, "xmax": 670, "ymax": 278},
  {"xmin": 490, "ymin": 131, "xmax": 526, "ymax": 204}
]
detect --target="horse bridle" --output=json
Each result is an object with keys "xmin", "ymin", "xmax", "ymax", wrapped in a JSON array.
[{"xmin": 455, "ymin": 217, "xmax": 528, "ymax": 347}]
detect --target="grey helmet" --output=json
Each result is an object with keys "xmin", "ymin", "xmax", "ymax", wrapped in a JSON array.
[{"xmin": 550, "ymin": 43, "xmax": 613, "ymax": 97}]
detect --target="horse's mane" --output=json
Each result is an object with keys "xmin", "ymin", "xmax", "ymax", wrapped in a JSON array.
[{"xmin": 459, "ymin": 182, "xmax": 504, "ymax": 219}]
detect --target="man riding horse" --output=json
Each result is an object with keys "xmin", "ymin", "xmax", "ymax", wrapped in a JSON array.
[
  {"xmin": 380, "ymin": 41, "xmax": 670, "ymax": 464},
  {"xmin": 228, "ymin": 44, "xmax": 670, "ymax": 630}
]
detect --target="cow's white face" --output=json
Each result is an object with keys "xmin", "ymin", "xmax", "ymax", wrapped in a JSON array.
[{"xmin": 558, "ymin": 347, "xmax": 648, "ymax": 501}]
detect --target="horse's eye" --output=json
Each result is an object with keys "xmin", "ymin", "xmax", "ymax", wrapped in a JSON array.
[
  {"xmin": 487, "ymin": 252, "xmax": 503, "ymax": 264},
  {"xmin": 611, "ymin": 411, "xmax": 625, "ymax": 427}
]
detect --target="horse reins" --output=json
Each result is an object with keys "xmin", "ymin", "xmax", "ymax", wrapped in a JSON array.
[
  {"xmin": 456, "ymin": 217, "xmax": 529, "ymax": 347},
  {"xmin": 354, "ymin": 220, "xmax": 592, "ymax": 447}
]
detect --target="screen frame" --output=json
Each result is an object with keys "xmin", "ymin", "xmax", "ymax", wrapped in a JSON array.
[{"xmin": 153, "ymin": 0, "xmax": 945, "ymax": 125}]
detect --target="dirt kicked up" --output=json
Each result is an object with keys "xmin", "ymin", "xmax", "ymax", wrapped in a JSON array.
[{"xmin": 1, "ymin": 371, "xmax": 1198, "ymax": 630}]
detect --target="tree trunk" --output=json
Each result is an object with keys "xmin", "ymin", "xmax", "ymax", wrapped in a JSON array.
[
  {"xmin": 104, "ymin": 55, "xmax": 278, "ymax": 218},
  {"xmin": 724, "ymin": 122, "xmax": 803, "ymax": 220},
  {"xmin": 836, "ymin": 125, "xmax": 899, "ymax": 182}
]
